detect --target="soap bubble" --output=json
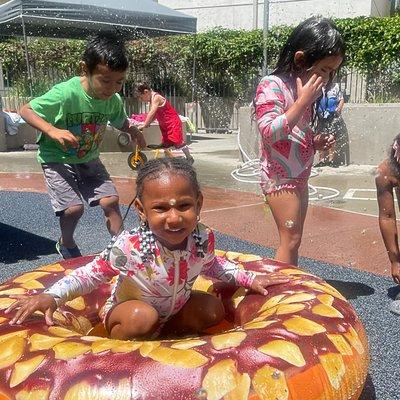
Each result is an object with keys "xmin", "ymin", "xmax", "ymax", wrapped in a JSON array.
[
  {"xmin": 195, "ymin": 388, "xmax": 208, "ymax": 399},
  {"xmin": 272, "ymin": 370, "xmax": 281, "ymax": 379},
  {"xmin": 285, "ymin": 220, "xmax": 294, "ymax": 228}
]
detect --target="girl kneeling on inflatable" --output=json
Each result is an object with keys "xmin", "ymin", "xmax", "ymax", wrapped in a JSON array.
[{"xmin": 6, "ymin": 158, "xmax": 289, "ymax": 339}]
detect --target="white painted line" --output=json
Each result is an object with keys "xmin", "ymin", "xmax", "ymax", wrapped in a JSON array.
[
  {"xmin": 343, "ymin": 188, "xmax": 397, "ymax": 201},
  {"xmin": 202, "ymin": 202, "xmax": 264, "ymax": 214},
  {"xmin": 343, "ymin": 188, "xmax": 376, "ymax": 201}
]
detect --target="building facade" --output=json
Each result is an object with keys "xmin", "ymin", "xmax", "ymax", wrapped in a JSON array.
[{"xmin": 157, "ymin": 0, "xmax": 393, "ymax": 31}]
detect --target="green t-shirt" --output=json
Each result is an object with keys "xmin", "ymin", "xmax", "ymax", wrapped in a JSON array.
[{"xmin": 30, "ymin": 76, "xmax": 127, "ymax": 164}]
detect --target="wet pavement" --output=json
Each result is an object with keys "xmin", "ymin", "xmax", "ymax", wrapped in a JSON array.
[{"xmin": 0, "ymin": 132, "xmax": 398, "ymax": 399}]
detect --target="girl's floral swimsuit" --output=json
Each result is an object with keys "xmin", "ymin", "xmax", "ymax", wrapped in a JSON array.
[
  {"xmin": 45, "ymin": 223, "xmax": 255, "ymax": 326},
  {"xmin": 254, "ymin": 74, "xmax": 315, "ymax": 194}
]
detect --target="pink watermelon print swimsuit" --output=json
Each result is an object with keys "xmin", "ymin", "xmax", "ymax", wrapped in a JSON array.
[
  {"xmin": 254, "ymin": 74, "xmax": 315, "ymax": 194},
  {"xmin": 45, "ymin": 223, "xmax": 255, "ymax": 325}
]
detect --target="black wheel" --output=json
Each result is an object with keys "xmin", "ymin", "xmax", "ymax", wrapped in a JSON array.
[{"xmin": 127, "ymin": 152, "xmax": 148, "ymax": 170}]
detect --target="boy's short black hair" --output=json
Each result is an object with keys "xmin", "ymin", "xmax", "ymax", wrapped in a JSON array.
[{"xmin": 83, "ymin": 32, "xmax": 129, "ymax": 74}]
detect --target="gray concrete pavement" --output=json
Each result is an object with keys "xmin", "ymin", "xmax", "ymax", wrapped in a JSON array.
[{"xmin": 0, "ymin": 132, "xmax": 382, "ymax": 216}]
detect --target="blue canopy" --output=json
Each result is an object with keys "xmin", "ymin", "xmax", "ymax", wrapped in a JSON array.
[{"xmin": 0, "ymin": 0, "xmax": 197, "ymax": 38}]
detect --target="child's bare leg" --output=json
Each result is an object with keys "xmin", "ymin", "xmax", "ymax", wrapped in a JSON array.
[
  {"xmin": 59, "ymin": 205, "xmax": 84, "ymax": 248},
  {"xmin": 266, "ymin": 188, "xmax": 306, "ymax": 266},
  {"xmin": 99, "ymin": 195, "xmax": 123, "ymax": 237},
  {"xmin": 161, "ymin": 291, "xmax": 224, "ymax": 337},
  {"xmin": 319, "ymin": 149, "xmax": 328, "ymax": 161},
  {"xmin": 179, "ymin": 145, "xmax": 194, "ymax": 163},
  {"xmin": 106, "ymin": 300, "xmax": 159, "ymax": 340}
]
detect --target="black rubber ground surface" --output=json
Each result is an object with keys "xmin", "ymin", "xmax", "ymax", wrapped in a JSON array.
[{"xmin": 1, "ymin": 191, "xmax": 397, "ymax": 400}]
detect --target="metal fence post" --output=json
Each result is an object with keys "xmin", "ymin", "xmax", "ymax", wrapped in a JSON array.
[{"xmin": 262, "ymin": 0, "xmax": 270, "ymax": 77}]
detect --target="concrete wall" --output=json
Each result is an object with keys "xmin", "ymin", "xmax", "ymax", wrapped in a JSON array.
[
  {"xmin": 238, "ymin": 104, "xmax": 400, "ymax": 166},
  {"xmin": 0, "ymin": 123, "xmax": 186, "ymax": 153},
  {"xmin": 158, "ymin": 0, "xmax": 392, "ymax": 31},
  {"xmin": 341, "ymin": 104, "xmax": 400, "ymax": 165}
]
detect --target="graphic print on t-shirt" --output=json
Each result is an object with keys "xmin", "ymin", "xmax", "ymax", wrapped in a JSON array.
[{"xmin": 66, "ymin": 112, "xmax": 108, "ymax": 159}]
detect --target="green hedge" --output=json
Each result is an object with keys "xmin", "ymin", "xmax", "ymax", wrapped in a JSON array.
[{"xmin": 1, "ymin": 15, "xmax": 400, "ymax": 97}]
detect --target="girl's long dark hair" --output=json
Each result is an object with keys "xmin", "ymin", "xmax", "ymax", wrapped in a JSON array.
[
  {"xmin": 274, "ymin": 16, "xmax": 345, "ymax": 76},
  {"xmin": 272, "ymin": 17, "xmax": 345, "ymax": 127}
]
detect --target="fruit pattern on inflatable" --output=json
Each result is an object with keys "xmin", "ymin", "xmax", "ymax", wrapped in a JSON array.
[{"xmin": 0, "ymin": 251, "xmax": 369, "ymax": 400}]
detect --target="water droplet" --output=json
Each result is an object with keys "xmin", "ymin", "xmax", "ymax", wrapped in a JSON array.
[
  {"xmin": 361, "ymin": 229, "xmax": 366, "ymax": 235},
  {"xmin": 348, "ymin": 261, "xmax": 356, "ymax": 267},
  {"xmin": 372, "ymin": 241, "xmax": 377, "ymax": 245},
  {"xmin": 285, "ymin": 219, "xmax": 294, "ymax": 228},
  {"xmin": 272, "ymin": 370, "xmax": 281, "ymax": 379},
  {"xmin": 195, "ymin": 388, "xmax": 208, "ymax": 399},
  {"xmin": 362, "ymin": 207, "xmax": 367, "ymax": 212}
]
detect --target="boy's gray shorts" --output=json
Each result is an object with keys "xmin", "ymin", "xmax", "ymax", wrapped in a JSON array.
[{"xmin": 41, "ymin": 159, "xmax": 119, "ymax": 216}]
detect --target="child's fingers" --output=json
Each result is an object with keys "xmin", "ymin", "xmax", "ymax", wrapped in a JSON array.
[
  {"xmin": 13, "ymin": 307, "xmax": 34, "ymax": 325},
  {"xmin": 65, "ymin": 133, "xmax": 79, "ymax": 148},
  {"xmin": 252, "ymin": 282, "xmax": 269, "ymax": 296},
  {"xmin": 296, "ymin": 77, "xmax": 303, "ymax": 93},
  {"xmin": 58, "ymin": 138, "xmax": 67, "ymax": 151},
  {"xmin": 306, "ymin": 74, "xmax": 318, "ymax": 84},
  {"xmin": 5, "ymin": 295, "xmax": 26, "ymax": 314},
  {"xmin": 9, "ymin": 306, "xmax": 28, "ymax": 325},
  {"xmin": 44, "ymin": 309, "xmax": 55, "ymax": 326}
]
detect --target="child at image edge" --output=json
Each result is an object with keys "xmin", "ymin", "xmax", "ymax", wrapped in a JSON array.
[
  {"xmin": 7, "ymin": 158, "xmax": 289, "ymax": 339},
  {"xmin": 254, "ymin": 17, "xmax": 345, "ymax": 266},
  {"xmin": 376, "ymin": 134, "xmax": 400, "ymax": 315},
  {"xmin": 20, "ymin": 33, "xmax": 146, "ymax": 260}
]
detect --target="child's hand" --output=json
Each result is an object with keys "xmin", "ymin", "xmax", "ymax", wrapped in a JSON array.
[
  {"xmin": 129, "ymin": 125, "xmax": 146, "ymax": 149},
  {"xmin": 250, "ymin": 272, "xmax": 290, "ymax": 296},
  {"xmin": 313, "ymin": 133, "xmax": 335, "ymax": 151},
  {"xmin": 47, "ymin": 127, "xmax": 79, "ymax": 151},
  {"xmin": 391, "ymin": 262, "xmax": 400, "ymax": 284},
  {"xmin": 296, "ymin": 74, "xmax": 324, "ymax": 107},
  {"xmin": 5, "ymin": 294, "xmax": 57, "ymax": 326}
]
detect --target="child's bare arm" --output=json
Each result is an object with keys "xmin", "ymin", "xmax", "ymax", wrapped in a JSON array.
[
  {"xmin": 376, "ymin": 164, "xmax": 400, "ymax": 283},
  {"xmin": 139, "ymin": 94, "xmax": 163, "ymax": 129},
  {"xmin": 20, "ymin": 103, "xmax": 78, "ymax": 150}
]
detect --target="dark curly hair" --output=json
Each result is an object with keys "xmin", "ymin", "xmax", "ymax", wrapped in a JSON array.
[
  {"xmin": 388, "ymin": 133, "xmax": 400, "ymax": 178},
  {"xmin": 135, "ymin": 158, "xmax": 201, "ymax": 200}
]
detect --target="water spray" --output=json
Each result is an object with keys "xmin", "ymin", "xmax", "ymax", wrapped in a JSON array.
[{"xmin": 231, "ymin": 126, "xmax": 340, "ymax": 201}]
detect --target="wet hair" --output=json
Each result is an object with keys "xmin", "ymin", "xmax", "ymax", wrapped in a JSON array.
[
  {"xmin": 273, "ymin": 17, "xmax": 345, "ymax": 77},
  {"xmin": 388, "ymin": 133, "xmax": 400, "ymax": 178},
  {"xmin": 136, "ymin": 83, "xmax": 152, "ymax": 94},
  {"xmin": 83, "ymin": 32, "xmax": 129, "ymax": 74},
  {"xmin": 135, "ymin": 158, "xmax": 201, "ymax": 201}
]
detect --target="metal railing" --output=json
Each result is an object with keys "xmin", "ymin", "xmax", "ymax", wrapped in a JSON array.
[{"xmin": 2, "ymin": 64, "xmax": 400, "ymax": 132}]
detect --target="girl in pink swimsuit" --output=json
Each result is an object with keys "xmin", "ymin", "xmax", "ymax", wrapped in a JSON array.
[
  {"xmin": 7, "ymin": 158, "xmax": 289, "ymax": 339},
  {"xmin": 254, "ymin": 17, "xmax": 345, "ymax": 266},
  {"xmin": 137, "ymin": 83, "xmax": 194, "ymax": 164}
]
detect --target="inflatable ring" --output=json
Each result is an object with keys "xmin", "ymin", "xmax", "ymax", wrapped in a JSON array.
[{"xmin": 0, "ymin": 251, "xmax": 369, "ymax": 400}]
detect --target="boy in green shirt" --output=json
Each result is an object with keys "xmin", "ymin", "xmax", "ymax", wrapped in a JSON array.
[{"xmin": 20, "ymin": 33, "xmax": 145, "ymax": 259}]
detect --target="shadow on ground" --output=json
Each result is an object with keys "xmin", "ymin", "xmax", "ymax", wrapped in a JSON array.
[
  {"xmin": 0, "ymin": 223, "xmax": 56, "ymax": 263},
  {"xmin": 326, "ymin": 279, "xmax": 375, "ymax": 299},
  {"xmin": 360, "ymin": 374, "xmax": 377, "ymax": 400},
  {"xmin": 387, "ymin": 285, "xmax": 400, "ymax": 300}
]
